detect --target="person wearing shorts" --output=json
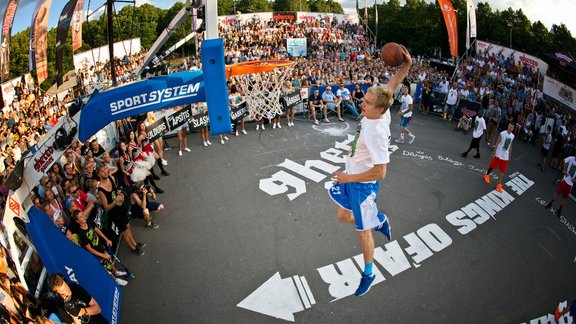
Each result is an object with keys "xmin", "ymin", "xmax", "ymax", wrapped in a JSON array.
[
  {"xmin": 130, "ymin": 183, "xmax": 164, "ymax": 229},
  {"xmin": 545, "ymin": 154, "xmax": 576, "ymax": 217},
  {"xmin": 328, "ymin": 46, "xmax": 412, "ymax": 297},
  {"xmin": 484, "ymin": 122, "xmax": 515, "ymax": 193},
  {"xmin": 395, "ymin": 85, "xmax": 415, "ymax": 144},
  {"xmin": 443, "ymin": 82, "xmax": 460, "ymax": 121}
]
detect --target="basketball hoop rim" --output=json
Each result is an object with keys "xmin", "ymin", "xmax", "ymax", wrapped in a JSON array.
[{"xmin": 226, "ymin": 59, "xmax": 295, "ymax": 79}]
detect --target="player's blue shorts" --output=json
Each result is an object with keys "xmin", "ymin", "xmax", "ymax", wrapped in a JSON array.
[
  {"xmin": 328, "ymin": 181, "xmax": 387, "ymax": 231},
  {"xmin": 400, "ymin": 116, "xmax": 410, "ymax": 128}
]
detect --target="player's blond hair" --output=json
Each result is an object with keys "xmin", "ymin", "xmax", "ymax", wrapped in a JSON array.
[{"xmin": 367, "ymin": 85, "xmax": 394, "ymax": 114}]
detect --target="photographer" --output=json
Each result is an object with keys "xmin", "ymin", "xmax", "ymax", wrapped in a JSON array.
[
  {"xmin": 129, "ymin": 183, "xmax": 163, "ymax": 229},
  {"xmin": 48, "ymin": 273, "xmax": 108, "ymax": 323}
]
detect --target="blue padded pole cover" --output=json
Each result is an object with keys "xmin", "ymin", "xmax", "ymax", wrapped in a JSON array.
[{"xmin": 201, "ymin": 38, "xmax": 232, "ymax": 135}]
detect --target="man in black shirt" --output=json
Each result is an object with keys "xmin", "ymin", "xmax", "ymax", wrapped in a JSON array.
[
  {"xmin": 48, "ymin": 273, "xmax": 108, "ymax": 323},
  {"xmin": 308, "ymin": 89, "xmax": 327, "ymax": 125}
]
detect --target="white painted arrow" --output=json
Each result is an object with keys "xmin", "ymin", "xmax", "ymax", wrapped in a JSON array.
[{"xmin": 238, "ymin": 272, "xmax": 315, "ymax": 322}]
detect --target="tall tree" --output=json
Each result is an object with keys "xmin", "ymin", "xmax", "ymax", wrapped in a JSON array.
[{"xmin": 218, "ymin": 0, "xmax": 235, "ymax": 15}]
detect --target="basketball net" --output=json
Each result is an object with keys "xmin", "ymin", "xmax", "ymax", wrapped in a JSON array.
[{"xmin": 230, "ymin": 62, "xmax": 294, "ymax": 120}]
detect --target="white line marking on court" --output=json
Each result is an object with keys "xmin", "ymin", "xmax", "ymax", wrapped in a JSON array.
[
  {"xmin": 547, "ymin": 227, "xmax": 562, "ymax": 240},
  {"xmin": 538, "ymin": 244, "xmax": 553, "ymax": 258}
]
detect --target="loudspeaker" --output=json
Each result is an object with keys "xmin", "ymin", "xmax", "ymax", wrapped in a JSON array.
[
  {"xmin": 68, "ymin": 99, "xmax": 82, "ymax": 117},
  {"xmin": 4, "ymin": 158, "xmax": 25, "ymax": 191},
  {"xmin": 53, "ymin": 126, "xmax": 78, "ymax": 151}
]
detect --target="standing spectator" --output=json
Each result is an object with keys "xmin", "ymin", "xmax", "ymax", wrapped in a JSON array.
[
  {"xmin": 421, "ymin": 81, "xmax": 432, "ymax": 116},
  {"xmin": 461, "ymin": 109, "xmax": 487, "ymax": 158},
  {"xmin": 48, "ymin": 272, "xmax": 113, "ymax": 322},
  {"xmin": 443, "ymin": 82, "xmax": 460, "ymax": 121},
  {"xmin": 282, "ymin": 81, "xmax": 296, "ymax": 127},
  {"xmin": 538, "ymin": 125, "xmax": 552, "ymax": 171},
  {"xmin": 486, "ymin": 100, "xmax": 502, "ymax": 147},
  {"xmin": 229, "ymin": 85, "xmax": 247, "ymax": 135}
]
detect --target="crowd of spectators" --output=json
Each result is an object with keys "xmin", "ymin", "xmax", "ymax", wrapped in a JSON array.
[{"xmin": 0, "ymin": 11, "xmax": 575, "ymax": 323}]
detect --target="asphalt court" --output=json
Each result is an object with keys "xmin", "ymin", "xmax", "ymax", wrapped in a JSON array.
[{"xmin": 121, "ymin": 107, "xmax": 576, "ymax": 323}]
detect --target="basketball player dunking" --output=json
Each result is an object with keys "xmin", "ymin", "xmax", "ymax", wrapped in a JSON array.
[{"xmin": 328, "ymin": 46, "xmax": 412, "ymax": 297}]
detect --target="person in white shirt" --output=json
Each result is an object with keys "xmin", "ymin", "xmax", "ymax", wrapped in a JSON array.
[
  {"xmin": 484, "ymin": 122, "xmax": 515, "ymax": 193},
  {"xmin": 443, "ymin": 82, "xmax": 460, "ymax": 121},
  {"xmin": 461, "ymin": 109, "xmax": 487, "ymax": 158},
  {"xmin": 395, "ymin": 85, "xmax": 415, "ymax": 144},
  {"xmin": 322, "ymin": 87, "xmax": 343, "ymax": 122},
  {"xmin": 545, "ymin": 154, "xmax": 576, "ymax": 217},
  {"xmin": 336, "ymin": 84, "xmax": 361, "ymax": 120},
  {"xmin": 439, "ymin": 77, "xmax": 449, "ymax": 94},
  {"xmin": 328, "ymin": 46, "xmax": 412, "ymax": 297}
]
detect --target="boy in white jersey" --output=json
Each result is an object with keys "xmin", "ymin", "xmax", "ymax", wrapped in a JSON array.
[
  {"xmin": 545, "ymin": 154, "xmax": 576, "ymax": 217},
  {"xmin": 484, "ymin": 122, "xmax": 515, "ymax": 193},
  {"xmin": 395, "ymin": 86, "xmax": 415, "ymax": 144},
  {"xmin": 328, "ymin": 46, "xmax": 412, "ymax": 297}
]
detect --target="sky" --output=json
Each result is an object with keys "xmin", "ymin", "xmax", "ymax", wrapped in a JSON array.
[{"xmin": 1, "ymin": 0, "xmax": 575, "ymax": 38}]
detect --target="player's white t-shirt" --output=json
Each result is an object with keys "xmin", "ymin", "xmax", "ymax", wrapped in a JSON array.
[
  {"xmin": 563, "ymin": 156, "xmax": 576, "ymax": 186},
  {"xmin": 346, "ymin": 116, "xmax": 390, "ymax": 182},
  {"xmin": 472, "ymin": 116, "xmax": 487, "ymax": 138},
  {"xmin": 495, "ymin": 130, "xmax": 514, "ymax": 161},
  {"xmin": 401, "ymin": 94, "xmax": 413, "ymax": 118}
]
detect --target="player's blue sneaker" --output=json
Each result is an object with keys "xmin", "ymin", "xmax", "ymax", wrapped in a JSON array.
[
  {"xmin": 355, "ymin": 274, "xmax": 376, "ymax": 297},
  {"xmin": 375, "ymin": 218, "xmax": 391, "ymax": 241}
]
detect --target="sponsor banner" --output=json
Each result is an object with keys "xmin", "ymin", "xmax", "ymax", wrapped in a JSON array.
[
  {"xmin": 166, "ymin": 105, "xmax": 192, "ymax": 131},
  {"xmin": 1, "ymin": 74, "xmax": 33, "ymax": 106},
  {"xmin": 146, "ymin": 116, "xmax": 168, "ymax": 142},
  {"xmin": 467, "ymin": 0, "xmax": 476, "ymax": 38},
  {"xmin": 438, "ymin": 0, "xmax": 459, "ymax": 57},
  {"xmin": 231, "ymin": 101, "xmax": 248, "ymax": 122},
  {"xmin": 73, "ymin": 38, "xmax": 140, "ymax": 71},
  {"xmin": 78, "ymin": 70, "xmax": 206, "ymax": 141},
  {"xmin": 273, "ymin": 12, "xmax": 296, "ymax": 23},
  {"xmin": 71, "ymin": 0, "xmax": 84, "ymax": 51},
  {"xmin": 189, "ymin": 109, "xmax": 210, "ymax": 130},
  {"xmin": 296, "ymin": 12, "xmax": 358, "ymax": 25},
  {"xmin": 217, "ymin": 12, "xmax": 273, "ymax": 26},
  {"xmin": 1, "ymin": 0, "xmax": 19, "ymax": 81},
  {"xmin": 287, "ymin": 38, "xmax": 307, "ymax": 57},
  {"xmin": 454, "ymin": 98, "xmax": 481, "ymax": 119},
  {"xmin": 56, "ymin": 0, "xmax": 78, "ymax": 86},
  {"xmin": 543, "ymin": 76, "xmax": 576, "ymax": 112},
  {"xmin": 475, "ymin": 40, "xmax": 548, "ymax": 74},
  {"xmin": 280, "ymin": 90, "xmax": 302, "ymax": 110},
  {"xmin": 33, "ymin": 0, "xmax": 52, "ymax": 84},
  {"xmin": 26, "ymin": 207, "xmax": 122, "ymax": 323}
]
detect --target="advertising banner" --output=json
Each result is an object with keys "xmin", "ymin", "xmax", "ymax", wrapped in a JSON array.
[
  {"xmin": 0, "ymin": 0, "xmax": 19, "ymax": 81},
  {"xmin": 78, "ymin": 70, "xmax": 206, "ymax": 141},
  {"xmin": 543, "ymin": 76, "xmax": 576, "ymax": 112},
  {"xmin": 287, "ymin": 38, "xmax": 307, "ymax": 57},
  {"xmin": 71, "ymin": 0, "xmax": 84, "ymax": 51},
  {"xmin": 231, "ymin": 102, "xmax": 248, "ymax": 122},
  {"xmin": 56, "ymin": 0, "xmax": 78, "ymax": 86},
  {"xmin": 33, "ymin": 0, "xmax": 53, "ymax": 84},
  {"xmin": 438, "ymin": 0, "xmax": 459, "ymax": 57}
]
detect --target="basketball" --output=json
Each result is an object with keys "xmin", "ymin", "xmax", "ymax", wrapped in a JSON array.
[{"xmin": 381, "ymin": 42, "xmax": 406, "ymax": 67}]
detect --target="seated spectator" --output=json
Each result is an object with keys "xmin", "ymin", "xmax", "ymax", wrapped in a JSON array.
[
  {"xmin": 336, "ymin": 84, "xmax": 360, "ymax": 120},
  {"xmin": 322, "ymin": 86, "xmax": 343, "ymax": 122},
  {"xmin": 129, "ymin": 183, "xmax": 163, "ymax": 229},
  {"xmin": 308, "ymin": 89, "xmax": 327, "ymax": 125},
  {"xmin": 48, "ymin": 272, "xmax": 113, "ymax": 322},
  {"xmin": 455, "ymin": 113, "xmax": 473, "ymax": 134}
]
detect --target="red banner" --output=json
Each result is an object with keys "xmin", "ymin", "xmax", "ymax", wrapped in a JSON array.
[
  {"xmin": 34, "ymin": 0, "xmax": 52, "ymax": 84},
  {"xmin": 438, "ymin": 0, "xmax": 458, "ymax": 58},
  {"xmin": 71, "ymin": 0, "xmax": 84, "ymax": 51},
  {"xmin": 1, "ymin": 0, "xmax": 19, "ymax": 81}
]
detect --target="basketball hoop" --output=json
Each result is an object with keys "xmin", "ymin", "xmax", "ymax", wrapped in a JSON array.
[{"xmin": 226, "ymin": 59, "xmax": 295, "ymax": 120}]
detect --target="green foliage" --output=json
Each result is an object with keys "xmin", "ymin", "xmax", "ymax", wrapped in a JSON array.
[{"xmin": 6, "ymin": 0, "xmax": 576, "ymax": 90}]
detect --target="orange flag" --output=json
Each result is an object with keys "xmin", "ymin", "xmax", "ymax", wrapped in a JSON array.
[{"xmin": 438, "ymin": 0, "xmax": 459, "ymax": 58}]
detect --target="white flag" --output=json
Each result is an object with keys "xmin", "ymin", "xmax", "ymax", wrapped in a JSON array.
[{"xmin": 467, "ymin": 0, "xmax": 477, "ymax": 38}]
